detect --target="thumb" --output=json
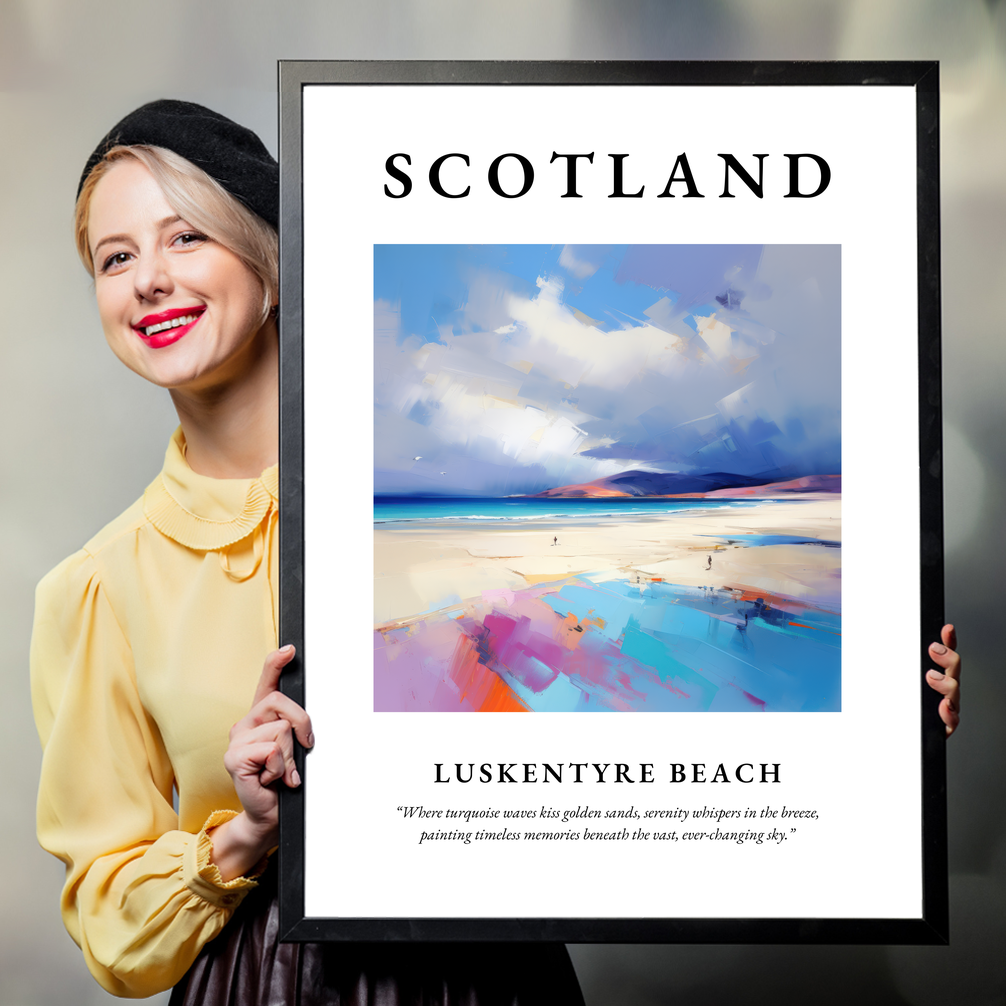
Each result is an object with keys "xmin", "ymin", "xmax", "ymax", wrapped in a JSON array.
[{"xmin": 252, "ymin": 644, "xmax": 296, "ymax": 706}]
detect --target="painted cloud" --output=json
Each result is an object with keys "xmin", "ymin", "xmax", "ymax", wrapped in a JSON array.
[{"xmin": 374, "ymin": 244, "xmax": 840, "ymax": 495}]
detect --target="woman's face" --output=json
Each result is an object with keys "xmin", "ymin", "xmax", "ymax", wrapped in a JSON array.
[{"xmin": 87, "ymin": 158, "xmax": 270, "ymax": 392}]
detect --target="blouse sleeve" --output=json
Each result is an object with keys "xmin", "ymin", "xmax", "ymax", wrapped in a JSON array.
[{"xmin": 31, "ymin": 549, "xmax": 262, "ymax": 998}]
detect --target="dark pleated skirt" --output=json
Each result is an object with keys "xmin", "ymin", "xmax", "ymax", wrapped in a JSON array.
[{"xmin": 169, "ymin": 869, "xmax": 584, "ymax": 1006}]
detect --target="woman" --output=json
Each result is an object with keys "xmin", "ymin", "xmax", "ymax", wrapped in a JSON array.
[
  {"xmin": 31, "ymin": 100, "xmax": 586, "ymax": 1003},
  {"xmin": 33, "ymin": 99, "xmax": 963, "ymax": 1003}
]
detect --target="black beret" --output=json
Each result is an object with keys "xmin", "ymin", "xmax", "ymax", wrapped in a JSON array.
[{"xmin": 78, "ymin": 99, "xmax": 278, "ymax": 228}]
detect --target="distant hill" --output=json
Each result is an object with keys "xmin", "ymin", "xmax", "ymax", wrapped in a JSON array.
[{"xmin": 530, "ymin": 470, "xmax": 841, "ymax": 498}]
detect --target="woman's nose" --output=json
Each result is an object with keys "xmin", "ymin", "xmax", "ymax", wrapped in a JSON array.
[{"xmin": 133, "ymin": 249, "xmax": 173, "ymax": 302}]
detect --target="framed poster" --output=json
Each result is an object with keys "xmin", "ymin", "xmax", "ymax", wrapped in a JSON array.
[{"xmin": 277, "ymin": 61, "xmax": 946, "ymax": 943}]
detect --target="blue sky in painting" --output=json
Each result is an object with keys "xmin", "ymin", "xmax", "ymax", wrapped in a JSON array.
[{"xmin": 374, "ymin": 244, "xmax": 840, "ymax": 496}]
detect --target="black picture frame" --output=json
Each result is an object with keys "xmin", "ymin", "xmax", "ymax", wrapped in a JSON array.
[{"xmin": 277, "ymin": 60, "xmax": 945, "ymax": 944}]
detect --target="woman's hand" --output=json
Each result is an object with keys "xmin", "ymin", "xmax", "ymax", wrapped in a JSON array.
[
  {"xmin": 209, "ymin": 645, "xmax": 314, "ymax": 881},
  {"xmin": 926, "ymin": 624, "xmax": 961, "ymax": 738}
]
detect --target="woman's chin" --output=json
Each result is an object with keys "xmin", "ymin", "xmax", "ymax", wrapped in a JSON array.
[
  {"xmin": 122, "ymin": 353, "xmax": 219, "ymax": 392},
  {"xmin": 110, "ymin": 323, "xmax": 273, "ymax": 395}
]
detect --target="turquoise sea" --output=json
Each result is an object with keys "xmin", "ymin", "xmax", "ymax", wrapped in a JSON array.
[{"xmin": 373, "ymin": 495, "xmax": 766, "ymax": 524}]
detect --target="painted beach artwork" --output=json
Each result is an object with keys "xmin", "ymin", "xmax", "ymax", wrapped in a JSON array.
[{"xmin": 374, "ymin": 245, "xmax": 841, "ymax": 712}]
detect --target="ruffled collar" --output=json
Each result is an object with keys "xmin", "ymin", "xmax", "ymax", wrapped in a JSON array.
[{"xmin": 143, "ymin": 428, "xmax": 278, "ymax": 551}]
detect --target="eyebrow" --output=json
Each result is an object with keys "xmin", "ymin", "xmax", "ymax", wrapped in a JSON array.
[{"xmin": 91, "ymin": 215, "xmax": 185, "ymax": 258}]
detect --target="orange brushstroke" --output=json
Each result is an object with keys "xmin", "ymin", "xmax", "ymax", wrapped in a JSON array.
[
  {"xmin": 715, "ymin": 584, "xmax": 838, "ymax": 621},
  {"xmin": 788, "ymin": 621, "xmax": 841, "ymax": 636},
  {"xmin": 448, "ymin": 634, "xmax": 529, "ymax": 712},
  {"xmin": 555, "ymin": 612, "xmax": 606, "ymax": 650}
]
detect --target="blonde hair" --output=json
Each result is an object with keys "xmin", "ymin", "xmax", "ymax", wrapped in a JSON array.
[{"xmin": 75, "ymin": 145, "xmax": 278, "ymax": 323}]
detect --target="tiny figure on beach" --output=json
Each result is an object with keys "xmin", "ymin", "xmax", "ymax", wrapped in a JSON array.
[
  {"xmin": 553, "ymin": 536, "xmax": 558, "ymax": 546},
  {"xmin": 705, "ymin": 554, "xmax": 713, "ymax": 570}
]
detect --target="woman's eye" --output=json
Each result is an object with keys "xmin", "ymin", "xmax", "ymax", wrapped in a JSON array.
[
  {"xmin": 101, "ymin": 251, "xmax": 132, "ymax": 273},
  {"xmin": 173, "ymin": 231, "xmax": 208, "ymax": 248}
]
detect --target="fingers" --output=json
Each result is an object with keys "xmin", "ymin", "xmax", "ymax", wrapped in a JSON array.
[
  {"xmin": 924, "ymin": 683, "xmax": 960, "ymax": 736},
  {"xmin": 926, "ymin": 667, "xmax": 959, "ymax": 706},
  {"xmin": 225, "ymin": 645, "xmax": 313, "ymax": 805},
  {"xmin": 227, "ymin": 720, "xmax": 301, "ymax": 788},
  {"xmin": 233, "ymin": 689, "xmax": 314, "ymax": 750},
  {"xmin": 928, "ymin": 630, "xmax": 961, "ymax": 682},
  {"xmin": 225, "ymin": 739, "xmax": 289, "ymax": 788},
  {"xmin": 244, "ymin": 644, "xmax": 314, "ymax": 749},
  {"xmin": 941, "ymin": 623, "xmax": 958, "ymax": 654},
  {"xmin": 252, "ymin": 644, "xmax": 297, "ymax": 706},
  {"xmin": 928, "ymin": 644, "xmax": 961, "ymax": 680},
  {"xmin": 933, "ymin": 696, "xmax": 957, "ymax": 736},
  {"xmin": 221, "ymin": 646, "xmax": 311, "ymax": 835},
  {"xmin": 926, "ymin": 664, "xmax": 960, "ymax": 741},
  {"xmin": 926, "ymin": 625, "xmax": 961, "ymax": 737},
  {"xmin": 249, "ymin": 720, "xmax": 299, "ymax": 788}
]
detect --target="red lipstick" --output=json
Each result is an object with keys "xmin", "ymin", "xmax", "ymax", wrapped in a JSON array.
[{"xmin": 132, "ymin": 306, "xmax": 205, "ymax": 349}]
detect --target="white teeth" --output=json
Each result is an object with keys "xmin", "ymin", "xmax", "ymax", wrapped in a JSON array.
[{"xmin": 142, "ymin": 313, "xmax": 199, "ymax": 337}]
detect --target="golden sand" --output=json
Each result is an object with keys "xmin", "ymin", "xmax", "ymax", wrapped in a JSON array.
[{"xmin": 375, "ymin": 496, "xmax": 840, "ymax": 625}]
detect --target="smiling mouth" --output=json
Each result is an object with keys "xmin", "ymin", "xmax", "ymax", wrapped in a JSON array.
[
  {"xmin": 134, "ymin": 307, "xmax": 206, "ymax": 338},
  {"xmin": 131, "ymin": 307, "xmax": 207, "ymax": 349},
  {"xmin": 142, "ymin": 313, "xmax": 199, "ymax": 337}
]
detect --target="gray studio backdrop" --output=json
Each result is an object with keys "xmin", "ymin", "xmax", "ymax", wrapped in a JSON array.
[{"xmin": 2, "ymin": 2, "xmax": 1003, "ymax": 1004}]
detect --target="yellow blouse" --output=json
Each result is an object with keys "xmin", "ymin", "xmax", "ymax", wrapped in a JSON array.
[{"xmin": 31, "ymin": 428, "xmax": 279, "ymax": 998}]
